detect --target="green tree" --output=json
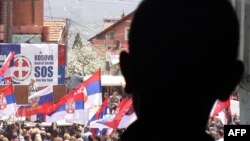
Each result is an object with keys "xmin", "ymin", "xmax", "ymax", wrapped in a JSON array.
[{"xmin": 72, "ymin": 33, "xmax": 83, "ymax": 49}]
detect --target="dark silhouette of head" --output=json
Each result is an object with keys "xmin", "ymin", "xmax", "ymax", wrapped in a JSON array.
[{"xmin": 120, "ymin": 0, "xmax": 244, "ymax": 140}]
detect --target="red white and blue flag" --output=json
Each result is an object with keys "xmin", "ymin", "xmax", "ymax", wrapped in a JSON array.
[
  {"xmin": 83, "ymin": 69, "xmax": 102, "ymax": 109},
  {"xmin": 68, "ymin": 69, "xmax": 102, "ymax": 109},
  {"xmin": 103, "ymin": 97, "xmax": 133, "ymax": 129},
  {"xmin": 46, "ymin": 89, "xmax": 85, "ymax": 123},
  {"xmin": 68, "ymin": 69, "xmax": 102, "ymax": 124},
  {"xmin": 118, "ymin": 106, "xmax": 137, "ymax": 129},
  {"xmin": 211, "ymin": 98, "xmax": 230, "ymax": 117},
  {"xmin": 0, "ymin": 84, "xmax": 16, "ymax": 116},
  {"xmin": 88, "ymin": 98, "xmax": 109, "ymax": 124},
  {"xmin": 88, "ymin": 98, "xmax": 109, "ymax": 136},
  {"xmin": 90, "ymin": 97, "xmax": 136, "ymax": 129},
  {"xmin": 0, "ymin": 51, "xmax": 15, "ymax": 83},
  {"xmin": 17, "ymin": 85, "xmax": 53, "ymax": 117}
]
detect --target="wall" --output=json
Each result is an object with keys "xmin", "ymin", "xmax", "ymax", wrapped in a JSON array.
[
  {"xmin": 92, "ymin": 15, "xmax": 133, "ymax": 50},
  {"xmin": 233, "ymin": 0, "xmax": 250, "ymax": 124},
  {"xmin": 0, "ymin": 85, "xmax": 29, "ymax": 104},
  {"xmin": 13, "ymin": 0, "xmax": 44, "ymax": 26}
]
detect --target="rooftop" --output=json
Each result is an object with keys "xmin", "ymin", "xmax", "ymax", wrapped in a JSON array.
[{"xmin": 43, "ymin": 20, "xmax": 65, "ymax": 42}]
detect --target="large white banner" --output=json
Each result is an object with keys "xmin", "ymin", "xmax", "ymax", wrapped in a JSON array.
[{"xmin": 12, "ymin": 44, "xmax": 58, "ymax": 86}]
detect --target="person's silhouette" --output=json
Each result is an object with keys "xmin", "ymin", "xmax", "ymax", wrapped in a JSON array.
[{"xmin": 119, "ymin": 0, "xmax": 244, "ymax": 141}]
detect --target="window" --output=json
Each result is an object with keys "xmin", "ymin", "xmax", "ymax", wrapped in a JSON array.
[
  {"xmin": 108, "ymin": 31, "xmax": 115, "ymax": 40},
  {"xmin": 125, "ymin": 27, "xmax": 130, "ymax": 41}
]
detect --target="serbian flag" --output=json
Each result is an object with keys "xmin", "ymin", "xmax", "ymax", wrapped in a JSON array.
[
  {"xmin": 0, "ymin": 51, "xmax": 15, "ymax": 77},
  {"xmin": 89, "ymin": 97, "xmax": 129, "ymax": 128},
  {"xmin": 211, "ymin": 98, "xmax": 230, "ymax": 117},
  {"xmin": 17, "ymin": 85, "xmax": 53, "ymax": 117},
  {"xmin": 46, "ymin": 92, "xmax": 84, "ymax": 123},
  {"xmin": 105, "ymin": 98, "xmax": 133, "ymax": 128},
  {"xmin": 46, "ymin": 79, "xmax": 87, "ymax": 123},
  {"xmin": 67, "ymin": 69, "xmax": 102, "ymax": 109},
  {"xmin": 117, "ymin": 106, "xmax": 137, "ymax": 129},
  {"xmin": 0, "ymin": 84, "xmax": 16, "ymax": 116},
  {"xmin": 100, "ymin": 97, "xmax": 133, "ymax": 129},
  {"xmin": 84, "ymin": 69, "xmax": 102, "ymax": 109},
  {"xmin": 60, "ymin": 69, "xmax": 102, "ymax": 123},
  {"xmin": 48, "ymin": 78, "xmax": 88, "ymax": 114},
  {"xmin": 88, "ymin": 98, "xmax": 109, "ymax": 136},
  {"xmin": 88, "ymin": 98, "xmax": 109, "ymax": 124}
]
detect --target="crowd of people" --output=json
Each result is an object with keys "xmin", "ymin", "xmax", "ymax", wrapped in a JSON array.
[
  {"xmin": 0, "ymin": 121, "xmax": 126, "ymax": 141},
  {"xmin": 0, "ymin": 87, "xmax": 126, "ymax": 141},
  {"xmin": 0, "ymin": 93, "xmax": 240, "ymax": 141},
  {"xmin": 206, "ymin": 114, "xmax": 240, "ymax": 141}
]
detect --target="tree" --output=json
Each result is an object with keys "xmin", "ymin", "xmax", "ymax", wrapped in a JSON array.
[
  {"xmin": 67, "ymin": 44, "xmax": 105, "ymax": 76},
  {"xmin": 72, "ymin": 33, "xmax": 83, "ymax": 49}
]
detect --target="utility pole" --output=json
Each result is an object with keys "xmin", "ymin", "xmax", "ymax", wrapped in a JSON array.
[
  {"xmin": 32, "ymin": 0, "xmax": 35, "ymax": 25},
  {"xmin": 105, "ymin": 34, "xmax": 110, "ymax": 75},
  {"xmin": 65, "ymin": 18, "xmax": 70, "ymax": 77}
]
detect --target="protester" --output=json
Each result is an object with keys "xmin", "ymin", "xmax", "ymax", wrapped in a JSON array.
[
  {"xmin": 28, "ymin": 77, "xmax": 38, "ymax": 96},
  {"xmin": 108, "ymin": 91, "xmax": 120, "ymax": 114},
  {"xmin": 82, "ymin": 126, "xmax": 92, "ymax": 141},
  {"xmin": 67, "ymin": 69, "xmax": 84, "ymax": 92}
]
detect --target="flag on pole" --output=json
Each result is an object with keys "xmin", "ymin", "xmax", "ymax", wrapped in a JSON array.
[
  {"xmin": 104, "ymin": 97, "xmax": 133, "ymax": 129},
  {"xmin": 90, "ymin": 97, "xmax": 136, "ymax": 129},
  {"xmin": 0, "ymin": 51, "xmax": 15, "ymax": 77},
  {"xmin": 66, "ymin": 69, "xmax": 102, "ymax": 109},
  {"xmin": 84, "ymin": 69, "xmax": 102, "ymax": 109},
  {"xmin": 88, "ymin": 98, "xmax": 109, "ymax": 124},
  {"xmin": 17, "ymin": 85, "xmax": 53, "ymax": 117},
  {"xmin": 81, "ymin": 69, "xmax": 102, "ymax": 124},
  {"xmin": 117, "ymin": 107, "xmax": 137, "ymax": 129},
  {"xmin": 88, "ymin": 98, "xmax": 109, "ymax": 136},
  {"xmin": 89, "ymin": 97, "xmax": 130, "ymax": 129},
  {"xmin": 0, "ymin": 84, "xmax": 16, "ymax": 116},
  {"xmin": 46, "ymin": 91, "xmax": 85, "ymax": 123},
  {"xmin": 211, "ymin": 98, "xmax": 230, "ymax": 117}
]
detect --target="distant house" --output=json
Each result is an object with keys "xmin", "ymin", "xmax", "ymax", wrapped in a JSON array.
[
  {"xmin": 88, "ymin": 11, "xmax": 134, "ymax": 56},
  {"xmin": 88, "ymin": 12, "xmax": 134, "ymax": 75}
]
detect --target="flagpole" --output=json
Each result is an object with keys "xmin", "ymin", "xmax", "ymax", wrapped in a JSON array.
[{"xmin": 13, "ymin": 84, "xmax": 18, "ymax": 124}]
